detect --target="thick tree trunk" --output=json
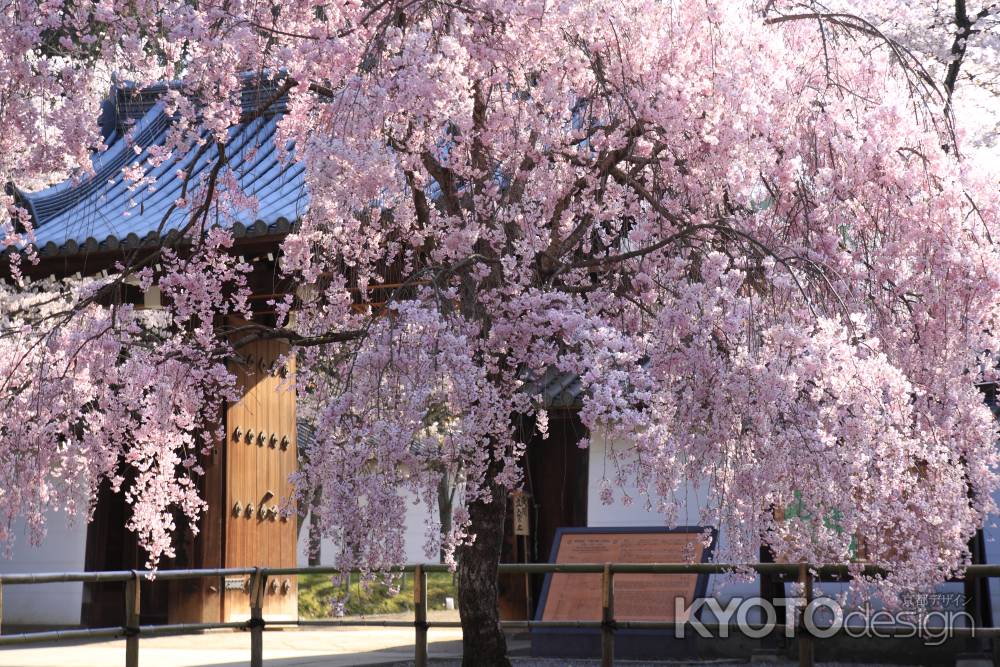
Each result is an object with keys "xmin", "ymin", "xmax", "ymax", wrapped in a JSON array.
[{"xmin": 456, "ymin": 482, "xmax": 510, "ymax": 667}]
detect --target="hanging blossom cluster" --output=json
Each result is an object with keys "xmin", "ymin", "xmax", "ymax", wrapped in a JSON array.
[
  {"xmin": 1, "ymin": 0, "xmax": 999, "ymax": 601},
  {"xmin": 293, "ymin": 299, "xmax": 519, "ymax": 571},
  {"xmin": 0, "ymin": 0, "xmax": 259, "ymax": 563},
  {"xmin": 0, "ymin": 227, "xmax": 249, "ymax": 567},
  {"xmin": 278, "ymin": 0, "xmax": 1000, "ymax": 599}
]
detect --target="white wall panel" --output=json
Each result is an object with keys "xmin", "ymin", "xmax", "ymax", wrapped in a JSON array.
[
  {"xmin": 297, "ymin": 490, "xmax": 439, "ymax": 566},
  {"xmin": 0, "ymin": 512, "xmax": 88, "ymax": 626}
]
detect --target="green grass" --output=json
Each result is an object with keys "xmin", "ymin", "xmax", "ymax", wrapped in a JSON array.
[{"xmin": 298, "ymin": 571, "xmax": 458, "ymax": 619}]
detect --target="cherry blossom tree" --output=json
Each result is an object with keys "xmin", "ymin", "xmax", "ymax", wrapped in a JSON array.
[{"xmin": 2, "ymin": 1, "xmax": 1000, "ymax": 664}]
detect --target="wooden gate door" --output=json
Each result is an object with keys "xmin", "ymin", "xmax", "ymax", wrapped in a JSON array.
[{"xmin": 223, "ymin": 337, "xmax": 298, "ymax": 622}]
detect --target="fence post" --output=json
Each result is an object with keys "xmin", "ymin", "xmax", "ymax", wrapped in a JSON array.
[
  {"xmin": 798, "ymin": 564, "xmax": 814, "ymax": 667},
  {"xmin": 414, "ymin": 564, "xmax": 428, "ymax": 667},
  {"xmin": 0, "ymin": 578, "xmax": 4, "ymax": 636},
  {"xmin": 125, "ymin": 571, "xmax": 141, "ymax": 667},
  {"xmin": 601, "ymin": 562, "xmax": 615, "ymax": 667},
  {"xmin": 249, "ymin": 568, "xmax": 266, "ymax": 667}
]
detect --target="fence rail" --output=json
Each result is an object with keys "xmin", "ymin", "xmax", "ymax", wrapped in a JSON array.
[{"xmin": 1, "ymin": 562, "xmax": 998, "ymax": 667}]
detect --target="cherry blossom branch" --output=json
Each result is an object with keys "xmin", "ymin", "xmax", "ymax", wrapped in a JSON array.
[{"xmin": 943, "ymin": 1, "xmax": 999, "ymax": 109}]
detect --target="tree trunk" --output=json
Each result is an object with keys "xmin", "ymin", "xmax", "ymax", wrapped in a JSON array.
[
  {"xmin": 437, "ymin": 473, "xmax": 453, "ymax": 564},
  {"xmin": 457, "ymin": 481, "xmax": 510, "ymax": 667},
  {"xmin": 307, "ymin": 514, "xmax": 322, "ymax": 566}
]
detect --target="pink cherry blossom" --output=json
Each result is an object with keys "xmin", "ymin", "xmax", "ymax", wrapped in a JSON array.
[{"xmin": 1, "ymin": 1, "xmax": 999, "ymax": 661}]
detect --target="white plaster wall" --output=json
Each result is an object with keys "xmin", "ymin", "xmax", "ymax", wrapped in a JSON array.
[
  {"xmin": 297, "ymin": 489, "xmax": 440, "ymax": 566},
  {"xmin": 586, "ymin": 434, "xmax": 708, "ymax": 529},
  {"xmin": 585, "ymin": 430, "xmax": 759, "ymax": 613},
  {"xmin": 0, "ymin": 512, "xmax": 88, "ymax": 626}
]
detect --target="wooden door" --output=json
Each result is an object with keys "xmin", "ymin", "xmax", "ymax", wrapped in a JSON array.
[
  {"xmin": 223, "ymin": 337, "xmax": 298, "ymax": 622},
  {"xmin": 499, "ymin": 411, "xmax": 588, "ymax": 620}
]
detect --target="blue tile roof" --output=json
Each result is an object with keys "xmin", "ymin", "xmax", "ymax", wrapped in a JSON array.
[{"xmin": 13, "ymin": 84, "xmax": 306, "ymax": 257}]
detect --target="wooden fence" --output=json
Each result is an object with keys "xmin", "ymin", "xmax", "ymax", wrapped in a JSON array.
[{"xmin": 2, "ymin": 562, "xmax": 999, "ymax": 667}]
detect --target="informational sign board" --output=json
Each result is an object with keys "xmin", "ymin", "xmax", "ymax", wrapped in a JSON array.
[
  {"xmin": 512, "ymin": 491, "xmax": 531, "ymax": 536},
  {"xmin": 538, "ymin": 527, "xmax": 715, "ymax": 623}
]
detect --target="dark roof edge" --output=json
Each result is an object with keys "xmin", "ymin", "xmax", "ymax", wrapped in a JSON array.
[{"xmin": 0, "ymin": 217, "xmax": 299, "ymax": 262}]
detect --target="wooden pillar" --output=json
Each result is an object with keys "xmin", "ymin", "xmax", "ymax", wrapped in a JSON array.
[
  {"xmin": 414, "ymin": 565, "xmax": 428, "ymax": 667},
  {"xmin": 125, "ymin": 572, "xmax": 141, "ymax": 667},
  {"xmin": 601, "ymin": 563, "xmax": 615, "ymax": 667},
  {"xmin": 798, "ymin": 564, "xmax": 814, "ymax": 667},
  {"xmin": 758, "ymin": 544, "xmax": 787, "ymax": 654},
  {"xmin": 249, "ymin": 568, "xmax": 266, "ymax": 667}
]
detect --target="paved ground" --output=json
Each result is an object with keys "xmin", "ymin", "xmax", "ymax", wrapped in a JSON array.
[
  {"xmin": 0, "ymin": 634, "xmax": 921, "ymax": 667},
  {"xmin": 0, "ymin": 611, "xmax": 480, "ymax": 667},
  {"xmin": 391, "ymin": 663, "xmax": 915, "ymax": 667},
  {"xmin": 0, "ymin": 612, "xmax": 930, "ymax": 667},
  {"xmin": 2, "ymin": 629, "xmax": 457, "ymax": 666}
]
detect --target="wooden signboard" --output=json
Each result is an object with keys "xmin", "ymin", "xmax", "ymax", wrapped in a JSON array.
[
  {"xmin": 537, "ymin": 527, "xmax": 715, "ymax": 624},
  {"xmin": 512, "ymin": 491, "xmax": 531, "ymax": 536}
]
